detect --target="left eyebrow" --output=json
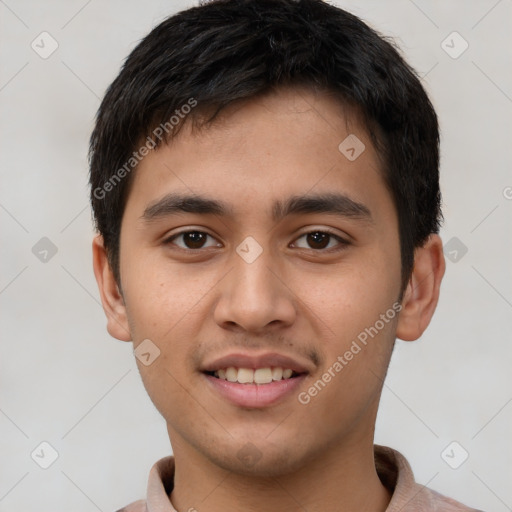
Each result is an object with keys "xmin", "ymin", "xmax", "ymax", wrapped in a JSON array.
[
  {"xmin": 140, "ymin": 192, "xmax": 373, "ymax": 224},
  {"xmin": 272, "ymin": 192, "xmax": 373, "ymax": 224}
]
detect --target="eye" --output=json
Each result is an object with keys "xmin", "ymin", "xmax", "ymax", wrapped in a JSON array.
[
  {"xmin": 164, "ymin": 230, "xmax": 222, "ymax": 250},
  {"xmin": 291, "ymin": 230, "xmax": 349, "ymax": 251},
  {"xmin": 164, "ymin": 229, "xmax": 349, "ymax": 252}
]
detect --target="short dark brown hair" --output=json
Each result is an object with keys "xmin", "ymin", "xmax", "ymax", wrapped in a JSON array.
[{"xmin": 89, "ymin": 0, "xmax": 442, "ymax": 291}]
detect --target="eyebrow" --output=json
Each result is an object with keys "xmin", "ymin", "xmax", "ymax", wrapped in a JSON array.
[{"xmin": 141, "ymin": 192, "xmax": 373, "ymax": 224}]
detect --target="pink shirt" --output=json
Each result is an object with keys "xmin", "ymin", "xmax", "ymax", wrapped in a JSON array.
[{"xmin": 116, "ymin": 445, "xmax": 483, "ymax": 512}]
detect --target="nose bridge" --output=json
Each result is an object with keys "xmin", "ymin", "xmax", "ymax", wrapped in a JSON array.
[
  {"xmin": 213, "ymin": 236, "xmax": 296, "ymax": 331},
  {"xmin": 235, "ymin": 242, "xmax": 274, "ymax": 294},
  {"xmin": 232, "ymin": 237, "xmax": 279, "ymax": 307}
]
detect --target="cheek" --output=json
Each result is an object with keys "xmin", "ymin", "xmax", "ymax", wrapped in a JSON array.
[
  {"xmin": 295, "ymin": 256, "xmax": 400, "ymax": 407},
  {"xmin": 123, "ymin": 272, "xmax": 200, "ymax": 418},
  {"xmin": 121, "ymin": 255, "xmax": 218, "ymax": 394},
  {"xmin": 295, "ymin": 311, "xmax": 397, "ymax": 441},
  {"xmin": 297, "ymin": 258, "xmax": 400, "ymax": 341},
  {"xmin": 121, "ymin": 249, "xmax": 215, "ymax": 339}
]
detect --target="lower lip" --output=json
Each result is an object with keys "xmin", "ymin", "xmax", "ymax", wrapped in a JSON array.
[{"xmin": 203, "ymin": 373, "xmax": 307, "ymax": 408}]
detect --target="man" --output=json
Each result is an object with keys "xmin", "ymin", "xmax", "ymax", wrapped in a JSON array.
[{"xmin": 89, "ymin": 0, "xmax": 482, "ymax": 510}]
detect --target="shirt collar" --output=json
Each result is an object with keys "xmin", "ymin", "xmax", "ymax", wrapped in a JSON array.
[{"xmin": 142, "ymin": 445, "xmax": 444, "ymax": 512}]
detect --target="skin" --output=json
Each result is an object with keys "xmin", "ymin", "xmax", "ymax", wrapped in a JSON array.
[{"xmin": 93, "ymin": 86, "xmax": 445, "ymax": 512}]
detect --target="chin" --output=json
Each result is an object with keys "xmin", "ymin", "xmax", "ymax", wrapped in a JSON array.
[{"xmin": 204, "ymin": 440, "xmax": 309, "ymax": 478}]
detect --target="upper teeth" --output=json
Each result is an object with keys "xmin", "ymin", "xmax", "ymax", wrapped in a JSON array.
[{"xmin": 215, "ymin": 367, "xmax": 294, "ymax": 384}]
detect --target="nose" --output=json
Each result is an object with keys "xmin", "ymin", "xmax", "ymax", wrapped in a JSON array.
[{"xmin": 213, "ymin": 243, "xmax": 297, "ymax": 334}]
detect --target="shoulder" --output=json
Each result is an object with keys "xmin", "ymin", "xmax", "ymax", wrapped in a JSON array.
[
  {"xmin": 423, "ymin": 487, "xmax": 485, "ymax": 512},
  {"xmin": 115, "ymin": 498, "xmax": 147, "ymax": 512},
  {"xmin": 114, "ymin": 455, "xmax": 176, "ymax": 512},
  {"xmin": 374, "ymin": 445, "xmax": 484, "ymax": 512}
]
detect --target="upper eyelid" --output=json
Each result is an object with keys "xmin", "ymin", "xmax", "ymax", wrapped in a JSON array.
[{"xmin": 293, "ymin": 228, "xmax": 349, "ymax": 242}]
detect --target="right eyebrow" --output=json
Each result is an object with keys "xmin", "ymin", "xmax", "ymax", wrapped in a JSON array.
[{"xmin": 141, "ymin": 193, "xmax": 233, "ymax": 222}]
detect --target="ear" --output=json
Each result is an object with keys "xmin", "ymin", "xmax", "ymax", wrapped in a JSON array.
[
  {"xmin": 92, "ymin": 234, "xmax": 132, "ymax": 342},
  {"xmin": 396, "ymin": 234, "xmax": 446, "ymax": 341}
]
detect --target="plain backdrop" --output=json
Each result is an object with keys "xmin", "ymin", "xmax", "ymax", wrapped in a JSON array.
[{"xmin": 1, "ymin": 1, "xmax": 511, "ymax": 511}]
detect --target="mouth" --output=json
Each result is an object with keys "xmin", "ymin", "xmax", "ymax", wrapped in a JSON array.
[{"xmin": 201, "ymin": 352, "xmax": 312, "ymax": 408}]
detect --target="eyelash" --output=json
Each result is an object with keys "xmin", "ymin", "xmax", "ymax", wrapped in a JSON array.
[{"xmin": 163, "ymin": 229, "xmax": 350, "ymax": 253}]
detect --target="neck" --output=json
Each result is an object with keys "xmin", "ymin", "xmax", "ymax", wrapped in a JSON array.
[{"xmin": 169, "ymin": 435, "xmax": 391, "ymax": 512}]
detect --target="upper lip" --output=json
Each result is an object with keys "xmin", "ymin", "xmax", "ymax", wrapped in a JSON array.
[{"xmin": 201, "ymin": 351, "xmax": 313, "ymax": 374}]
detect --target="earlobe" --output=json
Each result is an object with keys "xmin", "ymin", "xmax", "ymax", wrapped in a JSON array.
[
  {"xmin": 92, "ymin": 235, "xmax": 132, "ymax": 342},
  {"xmin": 396, "ymin": 234, "xmax": 446, "ymax": 342}
]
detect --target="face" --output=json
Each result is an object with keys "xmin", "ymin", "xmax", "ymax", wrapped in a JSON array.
[{"xmin": 111, "ymin": 87, "xmax": 406, "ymax": 475}]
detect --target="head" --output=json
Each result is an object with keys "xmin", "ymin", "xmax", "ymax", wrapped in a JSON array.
[{"xmin": 90, "ymin": 0, "xmax": 445, "ymax": 476}]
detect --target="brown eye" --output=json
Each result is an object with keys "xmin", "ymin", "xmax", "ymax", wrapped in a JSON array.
[
  {"xmin": 166, "ymin": 231, "xmax": 220, "ymax": 250},
  {"xmin": 292, "ymin": 230, "xmax": 348, "ymax": 251},
  {"xmin": 306, "ymin": 232, "xmax": 330, "ymax": 249}
]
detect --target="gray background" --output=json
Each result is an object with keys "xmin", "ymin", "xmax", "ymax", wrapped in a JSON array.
[{"xmin": 1, "ymin": 0, "xmax": 511, "ymax": 510}]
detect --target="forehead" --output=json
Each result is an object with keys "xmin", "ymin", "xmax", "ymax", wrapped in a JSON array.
[{"xmin": 123, "ymin": 87, "xmax": 392, "ymax": 226}]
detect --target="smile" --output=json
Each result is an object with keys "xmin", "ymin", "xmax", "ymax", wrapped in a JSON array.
[
  {"xmin": 203, "ymin": 368, "xmax": 307, "ymax": 408},
  {"xmin": 208, "ymin": 367, "xmax": 299, "ymax": 384},
  {"xmin": 201, "ymin": 351, "xmax": 313, "ymax": 408}
]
